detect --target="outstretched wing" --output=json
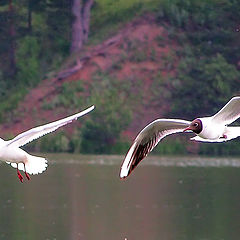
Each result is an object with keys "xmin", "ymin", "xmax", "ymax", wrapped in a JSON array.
[
  {"xmin": 212, "ymin": 97, "xmax": 240, "ymax": 125},
  {"xmin": 7, "ymin": 105, "xmax": 95, "ymax": 148},
  {"xmin": 119, "ymin": 119, "xmax": 190, "ymax": 179}
]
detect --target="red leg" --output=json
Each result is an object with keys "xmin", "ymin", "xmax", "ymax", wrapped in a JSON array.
[
  {"xmin": 24, "ymin": 164, "xmax": 30, "ymax": 181},
  {"xmin": 17, "ymin": 164, "xmax": 23, "ymax": 183}
]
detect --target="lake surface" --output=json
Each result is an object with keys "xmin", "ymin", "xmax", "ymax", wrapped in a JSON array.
[{"xmin": 1, "ymin": 154, "xmax": 240, "ymax": 240}]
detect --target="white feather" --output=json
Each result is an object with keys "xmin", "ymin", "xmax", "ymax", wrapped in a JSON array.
[
  {"xmin": 120, "ymin": 142, "xmax": 137, "ymax": 179},
  {"xmin": 7, "ymin": 154, "xmax": 47, "ymax": 175},
  {"xmin": 120, "ymin": 96, "xmax": 240, "ymax": 179},
  {"xmin": 212, "ymin": 96, "xmax": 240, "ymax": 125},
  {"xmin": 0, "ymin": 105, "xmax": 94, "ymax": 179},
  {"xmin": 190, "ymin": 136, "xmax": 227, "ymax": 142},
  {"xmin": 7, "ymin": 105, "xmax": 94, "ymax": 148},
  {"xmin": 120, "ymin": 119, "xmax": 191, "ymax": 179}
]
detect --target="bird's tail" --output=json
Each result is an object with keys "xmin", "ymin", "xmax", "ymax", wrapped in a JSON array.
[
  {"xmin": 25, "ymin": 154, "xmax": 48, "ymax": 175},
  {"xmin": 7, "ymin": 154, "xmax": 48, "ymax": 175},
  {"xmin": 224, "ymin": 127, "xmax": 240, "ymax": 141}
]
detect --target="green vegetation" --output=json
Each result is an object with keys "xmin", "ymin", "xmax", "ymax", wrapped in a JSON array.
[
  {"xmin": 89, "ymin": 0, "xmax": 161, "ymax": 44},
  {"xmin": 42, "ymin": 81, "xmax": 84, "ymax": 110},
  {"xmin": 25, "ymin": 130, "xmax": 76, "ymax": 153},
  {"xmin": 80, "ymin": 72, "xmax": 133, "ymax": 154},
  {"xmin": 200, "ymin": 141, "xmax": 240, "ymax": 156},
  {"xmin": 171, "ymin": 54, "xmax": 240, "ymax": 119},
  {"xmin": 152, "ymin": 137, "xmax": 187, "ymax": 155},
  {"xmin": 157, "ymin": 0, "xmax": 240, "ymax": 122},
  {"xmin": 16, "ymin": 36, "xmax": 41, "ymax": 87},
  {"xmin": 32, "ymin": 72, "xmax": 134, "ymax": 154},
  {"xmin": 158, "ymin": 0, "xmax": 240, "ymax": 155},
  {"xmin": 1, "ymin": 0, "xmax": 240, "ymax": 155}
]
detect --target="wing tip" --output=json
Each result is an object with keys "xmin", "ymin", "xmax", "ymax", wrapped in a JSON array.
[
  {"xmin": 119, "ymin": 162, "xmax": 131, "ymax": 179},
  {"xmin": 89, "ymin": 105, "xmax": 95, "ymax": 111},
  {"xmin": 119, "ymin": 174, "xmax": 127, "ymax": 180},
  {"xmin": 119, "ymin": 169, "xmax": 132, "ymax": 180},
  {"xmin": 84, "ymin": 105, "xmax": 95, "ymax": 114},
  {"xmin": 119, "ymin": 167, "xmax": 130, "ymax": 179},
  {"xmin": 232, "ymin": 96, "xmax": 240, "ymax": 100},
  {"xmin": 119, "ymin": 141, "xmax": 138, "ymax": 180}
]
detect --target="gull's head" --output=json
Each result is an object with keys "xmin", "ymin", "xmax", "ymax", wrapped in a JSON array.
[{"xmin": 183, "ymin": 119, "xmax": 203, "ymax": 134}]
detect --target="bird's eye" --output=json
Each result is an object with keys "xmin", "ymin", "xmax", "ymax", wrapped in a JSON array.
[{"xmin": 194, "ymin": 123, "xmax": 198, "ymax": 127}]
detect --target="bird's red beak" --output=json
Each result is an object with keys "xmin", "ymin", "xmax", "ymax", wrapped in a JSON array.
[{"xmin": 183, "ymin": 127, "xmax": 192, "ymax": 132}]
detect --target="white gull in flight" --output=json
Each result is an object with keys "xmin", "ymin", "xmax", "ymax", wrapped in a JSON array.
[
  {"xmin": 120, "ymin": 96, "xmax": 240, "ymax": 179},
  {"xmin": 0, "ymin": 105, "xmax": 94, "ymax": 182}
]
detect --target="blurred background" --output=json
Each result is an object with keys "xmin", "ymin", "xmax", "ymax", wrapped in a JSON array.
[{"xmin": 0, "ymin": 0, "xmax": 240, "ymax": 156}]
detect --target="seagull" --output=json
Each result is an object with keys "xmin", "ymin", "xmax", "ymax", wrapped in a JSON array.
[
  {"xmin": 0, "ymin": 105, "xmax": 94, "ymax": 182},
  {"xmin": 120, "ymin": 96, "xmax": 240, "ymax": 179}
]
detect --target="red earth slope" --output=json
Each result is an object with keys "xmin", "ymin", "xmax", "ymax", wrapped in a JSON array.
[{"xmin": 0, "ymin": 16, "xmax": 179, "ymax": 141}]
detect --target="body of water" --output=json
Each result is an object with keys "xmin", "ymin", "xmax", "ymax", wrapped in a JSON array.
[{"xmin": 0, "ymin": 154, "xmax": 240, "ymax": 240}]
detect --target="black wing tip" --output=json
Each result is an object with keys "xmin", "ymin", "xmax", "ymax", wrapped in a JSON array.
[
  {"xmin": 120, "ymin": 140, "xmax": 154, "ymax": 180},
  {"xmin": 119, "ymin": 166, "xmax": 134, "ymax": 180},
  {"xmin": 119, "ymin": 175, "xmax": 127, "ymax": 180}
]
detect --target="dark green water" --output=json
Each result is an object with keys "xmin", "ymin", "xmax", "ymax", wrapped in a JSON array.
[{"xmin": 0, "ymin": 154, "xmax": 240, "ymax": 240}]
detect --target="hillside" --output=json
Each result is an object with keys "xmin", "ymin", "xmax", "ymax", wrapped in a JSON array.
[
  {"xmin": 0, "ymin": 15, "xmax": 177, "ymax": 144},
  {"xmin": 1, "ymin": 0, "xmax": 240, "ymax": 155}
]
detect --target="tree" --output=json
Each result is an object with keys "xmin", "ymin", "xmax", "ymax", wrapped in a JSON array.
[
  {"xmin": 70, "ymin": 0, "xmax": 94, "ymax": 53},
  {"xmin": 8, "ymin": 0, "xmax": 16, "ymax": 76},
  {"xmin": 171, "ymin": 54, "xmax": 240, "ymax": 119},
  {"xmin": 80, "ymin": 73, "xmax": 132, "ymax": 153}
]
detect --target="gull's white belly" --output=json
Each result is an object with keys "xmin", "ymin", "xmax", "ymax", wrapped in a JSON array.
[
  {"xmin": 0, "ymin": 146, "xmax": 27, "ymax": 163},
  {"xmin": 198, "ymin": 123, "xmax": 226, "ymax": 140}
]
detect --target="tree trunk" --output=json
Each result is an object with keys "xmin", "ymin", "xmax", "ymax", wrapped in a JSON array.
[
  {"xmin": 71, "ymin": 0, "xmax": 84, "ymax": 53},
  {"xmin": 82, "ymin": 0, "xmax": 94, "ymax": 43},
  {"xmin": 8, "ymin": 0, "xmax": 16, "ymax": 76},
  {"xmin": 28, "ymin": 0, "xmax": 32, "ymax": 32},
  {"xmin": 70, "ymin": 0, "xmax": 94, "ymax": 54}
]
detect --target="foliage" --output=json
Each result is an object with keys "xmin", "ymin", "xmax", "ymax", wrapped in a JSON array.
[
  {"xmin": 0, "ymin": 88, "xmax": 27, "ymax": 122},
  {"xmin": 25, "ymin": 131, "xmax": 71, "ymax": 153},
  {"xmin": 0, "ymin": 0, "xmax": 72, "ymax": 121},
  {"xmin": 89, "ymin": 0, "xmax": 161, "ymax": 44},
  {"xmin": 158, "ymin": 0, "xmax": 240, "ymax": 62},
  {"xmin": 0, "ymin": 71, "xmax": 6, "ymax": 98},
  {"xmin": 0, "ymin": 0, "xmax": 240, "ymax": 156},
  {"xmin": 171, "ymin": 54, "xmax": 240, "ymax": 119},
  {"xmin": 80, "ymin": 72, "xmax": 133, "ymax": 154},
  {"xmin": 156, "ymin": 0, "xmax": 240, "ymax": 156},
  {"xmin": 199, "ymin": 141, "xmax": 240, "ymax": 156},
  {"xmin": 42, "ymin": 81, "xmax": 84, "ymax": 110},
  {"xmin": 40, "ymin": 72, "xmax": 135, "ymax": 154},
  {"xmin": 16, "ymin": 36, "xmax": 41, "ymax": 86},
  {"xmin": 152, "ymin": 137, "xmax": 187, "ymax": 155}
]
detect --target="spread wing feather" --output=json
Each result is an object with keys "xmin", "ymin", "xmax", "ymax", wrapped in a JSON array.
[
  {"xmin": 119, "ymin": 119, "xmax": 190, "ymax": 179},
  {"xmin": 212, "ymin": 97, "xmax": 240, "ymax": 125},
  {"xmin": 7, "ymin": 105, "xmax": 94, "ymax": 148}
]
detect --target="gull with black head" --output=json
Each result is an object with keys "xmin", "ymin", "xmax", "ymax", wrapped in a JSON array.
[{"xmin": 120, "ymin": 96, "xmax": 240, "ymax": 179}]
